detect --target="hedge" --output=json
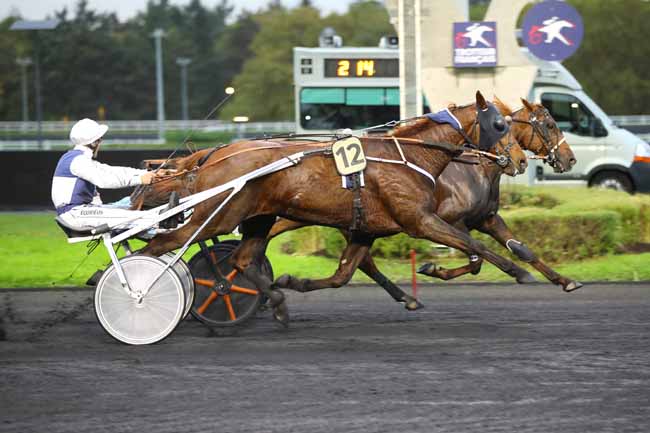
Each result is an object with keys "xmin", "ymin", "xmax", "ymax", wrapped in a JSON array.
[{"xmin": 275, "ymin": 187, "xmax": 650, "ymax": 263}]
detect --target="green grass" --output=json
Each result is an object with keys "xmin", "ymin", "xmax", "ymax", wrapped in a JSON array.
[{"xmin": 0, "ymin": 212, "xmax": 649, "ymax": 288}]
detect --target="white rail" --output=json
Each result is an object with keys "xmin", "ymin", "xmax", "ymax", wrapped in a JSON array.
[{"xmin": 0, "ymin": 120, "xmax": 295, "ymax": 132}]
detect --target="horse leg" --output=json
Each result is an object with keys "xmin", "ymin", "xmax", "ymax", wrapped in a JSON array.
[
  {"xmin": 231, "ymin": 216, "xmax": 291, "ymax": 326},
  {"xmin": 402, "ymin": 213, "xmax": 516, "ymax": 284},
  {"xmin": 416, "ymin": 217, "xmax": 538, "ymax": 283},
  {"xmin": 274, "ymin": 232, "xmax": 374, "ymax": 293},
  {"xmin": 417, "ymin": 222, "xmax": 485, "ymax": 280},
  {"xmin": 480, "ymin": 214, "xmax": 582, "ymax": 292},
  {"xmin": 357, "ymin": 251, "xmax": 424, "ymax": 311}
]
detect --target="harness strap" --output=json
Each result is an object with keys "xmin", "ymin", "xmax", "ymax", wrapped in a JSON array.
[
  {"xmin": 349, "ymin": 172, "xmax": 365, "ymax": 232},
  {"xmin": 364, "ymin": 137, "xmax": 436, "ymax": 186}
]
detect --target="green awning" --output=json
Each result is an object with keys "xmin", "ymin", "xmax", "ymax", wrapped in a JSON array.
[
  {"xmin": 385, "ymin": 88, "xmax": 400, "ymax": 106},
  {"xmin": 346, "ymin": 88, "xmax": 385, "ymax": 106},
  {"xmin": 300, "ymin": 88, "xmax": 345, "ymax": 104}
]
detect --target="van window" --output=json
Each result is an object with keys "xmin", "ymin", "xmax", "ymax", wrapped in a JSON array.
[{"xmin": 541, "ymin": 93, "xmax": 607, "ymax": 137}]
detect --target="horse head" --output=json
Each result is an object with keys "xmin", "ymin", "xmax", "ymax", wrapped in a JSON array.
[
  {"xmin": 392, "ymin": 91, "xmax": 527, "ymax": 176},
  {"xmin": 510, "ymin": 97, "xmax": 576, "ymax": 173}
]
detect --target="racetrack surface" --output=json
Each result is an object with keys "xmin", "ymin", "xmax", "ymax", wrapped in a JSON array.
[{"xmin": 1, "ymin": 283, "xmax": 650, "ymax": 433}]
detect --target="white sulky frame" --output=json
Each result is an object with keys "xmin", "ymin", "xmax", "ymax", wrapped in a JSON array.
[{"xmin": 66, "ymin": 151, "xmax": 307, "ymax": 301}]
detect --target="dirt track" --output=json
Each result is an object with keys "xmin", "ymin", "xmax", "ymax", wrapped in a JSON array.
[{"xmin": 1, "ymin": 283, "xmax": 650, "ymax": 433}]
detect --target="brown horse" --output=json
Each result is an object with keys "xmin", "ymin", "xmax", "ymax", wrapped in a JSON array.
[
  {"xmin": 132, "ymin": 97, "xmax": 578, "ymax": 311},
  {"xmin": 266, "ymin": 98, "xmax": 580, "ymax": 308},
  {"xmin": 138, "ymin": 92, "xmax": 520, "ymax": 324}
]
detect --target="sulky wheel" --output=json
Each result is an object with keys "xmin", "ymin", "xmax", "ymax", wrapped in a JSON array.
[
  {"xmin": 188, "ymin": 240, "xmax": 273, "ymax": 327},
  {"xmin": 94, "ymin": 255, "xmax": 185, "ymax": 345},
  {"xmin": 159, "ymin": 253, "xmax": 195, "ymax": 319}
]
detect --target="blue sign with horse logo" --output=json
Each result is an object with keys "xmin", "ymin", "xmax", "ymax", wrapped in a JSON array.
[
  {"xmin": 522, "ymin": 0, "xmax": 584, "ymax": 61},
  {"xmin": 452, "ymin": 21, "xmax": 497, "ymax": 68}
]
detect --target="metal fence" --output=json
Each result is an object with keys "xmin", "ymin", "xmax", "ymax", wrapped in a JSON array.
[
  {"xmin": 0, "ymin": 120, "xmax": 296, "ymax": 150},
  {"xmin": 1, "ymin": 116, "xmax": 648, "ymax": 150}
]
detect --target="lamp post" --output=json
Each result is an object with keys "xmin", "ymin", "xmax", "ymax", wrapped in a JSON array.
[
  {"xmin": 151, "ymin": 28, "xmax": 166, "ymax": 142},
  {"xmin": 10, "ymin": 19, "xmax": 60, "ymax": 149},
  {"xmin": 16, "ymin": 57, "xmax": 32, "ymax": 122},
  {"xmin": 175, "ymin": 57, "xmax": 192, "ymax": 123}
]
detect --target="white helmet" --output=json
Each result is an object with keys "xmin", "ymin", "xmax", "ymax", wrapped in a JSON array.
[{"xmin": 69, "ymin": 118, "xmax": 108, "ymax": 146}]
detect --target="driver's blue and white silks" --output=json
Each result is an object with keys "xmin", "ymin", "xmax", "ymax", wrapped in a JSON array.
[
  {"xmin": 52, "ymin": 149, "xmax": 98, "ymax": 215},
  {"xmin": 425, "ymin": 109, "xmax": 463, "ymax": 132},
  {"xmin": 51, "ymin": 145, "xmax": 155, "ymax": 231},
  {"xmin": 51, "ymin": 145, "xmax": 145, "ymax": 215}
]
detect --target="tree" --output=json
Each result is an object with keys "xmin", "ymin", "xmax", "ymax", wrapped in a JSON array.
[
  {"xmin": 0, "ymin": 16, "xmax": 31, "ymax": 120},
  {"xmin": 221, "ymin": 5, "xmax": 323, "ymax": 121},
  {"xmin": 221, "ymin": 1, "xmax": 394, "ymax": 121},
  {"xmin": 565, "ymin": 0, "xmax": 650, "ymax": 114}
]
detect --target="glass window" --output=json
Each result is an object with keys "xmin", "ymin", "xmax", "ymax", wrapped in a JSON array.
[
  {"xmin": 541, "ymin": 92, "xmax": 606, "ymax": 137},
  {"xmin": 299, "ymin": 87, "xmax": 425, "ymax": 130},
  {"xmin": 300, "ymin": 103, "xmax": 399, "ymax": 130}
]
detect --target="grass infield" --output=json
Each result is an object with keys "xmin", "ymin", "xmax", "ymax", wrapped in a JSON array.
[{"xmin": 1, "ymin": 212, "xmax": 649, "ymax": 288}]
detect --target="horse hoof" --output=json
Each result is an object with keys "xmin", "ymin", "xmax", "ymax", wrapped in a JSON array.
[
  {"xmin": 516, "ymin": 272, "xmax": 537, "ymax": 284},
  {"xmin": 273, "ymin": 302, "xmax": 290, "ymax": 328},
  {"xmin": 268, "ymin": 289, "xmax": 285, "ymax": 307},
  {"xmin": 563, "ymin": 280, "xmax": 583, "ymax": 292},
  {"xmin": 274, "ymin": 274, "xmax": 292, "ymax": 289},
  {"xmin": 417, "ymin": 262, "xmax": 436, "ymax": 275},
  {"xmin": 403, "ymin": 297, "xmax": 424, "ymax": 311}
]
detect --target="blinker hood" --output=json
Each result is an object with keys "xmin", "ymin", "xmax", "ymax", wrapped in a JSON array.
[{"xmin": 478, "ymin": 102, "xmax": 509, "ymax": 151}]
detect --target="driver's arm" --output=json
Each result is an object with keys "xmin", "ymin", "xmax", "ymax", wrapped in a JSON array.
[{"xmin": 70, "ymin": 156, "xmax": 149, "ymax": 189}]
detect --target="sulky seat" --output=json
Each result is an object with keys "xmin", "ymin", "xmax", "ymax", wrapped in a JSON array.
[{"xmin": 54, "ymin": 216, "xmax": 109, "ymax": 239}]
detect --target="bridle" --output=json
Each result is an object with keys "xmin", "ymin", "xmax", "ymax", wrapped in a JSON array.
[
  {"xmin": 510, "ymin": 106, "xmax": 565, "ymax": 169},
  {"xmin": 449, "ymin": 106, "xmax": 514, "ymax": 169}
]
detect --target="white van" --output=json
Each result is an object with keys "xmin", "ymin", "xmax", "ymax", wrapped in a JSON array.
[{"xmin": 526, "ymin": 51, "xmax": 650, "ymax": 193}]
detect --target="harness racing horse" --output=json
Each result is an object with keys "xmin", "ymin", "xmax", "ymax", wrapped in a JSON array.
[
  {"xmin": 132, "ymin": 97, "xmax": 579, "ymax": 314},
  {"xmin": 138, "ymin": 92, "xmax": 517, "ymax": 324},
  {"xmin": 265, "ymin": 98, "xmax": 580, "ymax": 310}
]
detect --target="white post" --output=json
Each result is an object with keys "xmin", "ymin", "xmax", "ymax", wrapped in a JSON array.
[
  {"xmin": 398, "ymin": 0, "xmax": 422, "ymax": 118},
  {"xmin": 152, "ymin": 29, "xmax": 166, "ymax": 143},
  {"xmin": 176, "ymin": 57, "xmax": 191, "ymax": 124},
  {"xmin": 16, "ymin": 57, "xmax": 32, "ymax": 122}
]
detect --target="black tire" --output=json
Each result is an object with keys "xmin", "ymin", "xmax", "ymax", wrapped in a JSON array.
[
  {"xmin": 590, "ymin": 171, "xmax": 634, "ymax": 193},
  {"xmin": 188, "ymin": 240, "xmax": 273, "ymax": 327}
]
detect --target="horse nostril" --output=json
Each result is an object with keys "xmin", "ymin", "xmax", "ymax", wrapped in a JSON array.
[
  {"xmin": 569, "ymin": 158, "xmax": 576, "ymax": 167},
  {"xmin": 519, "ymin": 160, "xmax": 528, "ymax": 172}
]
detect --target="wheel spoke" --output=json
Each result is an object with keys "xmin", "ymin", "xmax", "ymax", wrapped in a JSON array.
[
  {"xmin": 196, "ymin": 291, "xmax": 218, "ymax": 314},
  {"xmin": 230, "ymin": 286, "xmax": 258, "ymax": 296},
  {"xmin": 225, "ymin": 270, "xmax": 237, "ymax": 281},
  {"xmin": 194, "ymin": 278, "xmax": 215, "ymax": 287},
  {"xmin": 223, "ymin": 294, "xmax": 236, "ymax": 321}
]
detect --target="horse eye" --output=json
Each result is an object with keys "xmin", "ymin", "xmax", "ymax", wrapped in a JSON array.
[
  {"xmin": 546, "ymin": 121, "xmax": 554, "ymax": 129},
  {"xmin": 494, "ymin": 119, "xmax": 506, "ymax": 132}
]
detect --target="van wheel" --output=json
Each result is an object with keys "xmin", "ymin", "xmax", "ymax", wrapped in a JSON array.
[{"xmin": 590, "ymin": 171, "xmax": 634, "ymax": 193}]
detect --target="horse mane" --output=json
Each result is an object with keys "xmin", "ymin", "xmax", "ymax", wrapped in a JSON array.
[
  {"xmin": 391, "ymin": 117, "xmax": 434, "ymax": 137},
  {"xmin": 390, "ymin": 103, "xmax": 474, "ymax": 141}
]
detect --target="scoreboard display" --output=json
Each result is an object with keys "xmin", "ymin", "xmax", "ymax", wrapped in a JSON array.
[{"xmin": 324, "ymin": 58, "xmax": 399, "ymax": 78}]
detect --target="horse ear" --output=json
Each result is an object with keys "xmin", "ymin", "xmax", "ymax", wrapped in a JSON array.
[
  {"xmin": 520, "ymin": 97, "xmax": 535, "ymax": 112},
  {"xmin": 493, "ymin": 95, "xmax": 506, "ymax": 113},
  {"xmin": 476, "ymin": 91, "xmax": 488, "ymax": 110}
]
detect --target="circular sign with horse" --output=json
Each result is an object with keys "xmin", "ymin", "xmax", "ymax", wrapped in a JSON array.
[{"xmin": 522, "ymin": 0, "xmax": 584, "ymax": 61}]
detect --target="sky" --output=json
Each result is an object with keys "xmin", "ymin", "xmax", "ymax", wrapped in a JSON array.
[{"xmin": 1, "ymin": 0, "xmax": 353, "ymax": 21}]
